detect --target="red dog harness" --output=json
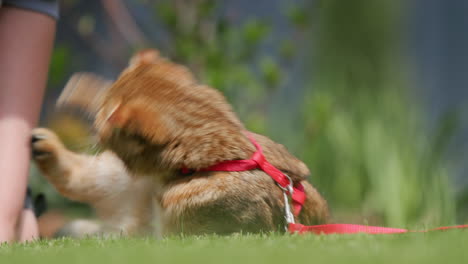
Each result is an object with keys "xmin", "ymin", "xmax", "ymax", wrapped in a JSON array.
[{"xmin": 184, "ymin": 133, "xmax": 468, "ymax": 234}]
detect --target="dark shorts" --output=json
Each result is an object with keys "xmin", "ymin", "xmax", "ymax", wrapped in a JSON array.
[{"xmin": 1, "ymin": 0, "xmax": 59, "ymax": 20}]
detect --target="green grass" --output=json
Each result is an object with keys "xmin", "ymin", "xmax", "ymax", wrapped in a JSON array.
[{"xmin": 1, "ymin": 231, "xmax": 467, "ymax": 264}]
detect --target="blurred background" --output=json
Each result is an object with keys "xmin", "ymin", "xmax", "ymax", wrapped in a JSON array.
[{"xmin": 30, "ymin": 0, "xmax": 468, "ymax": 228}]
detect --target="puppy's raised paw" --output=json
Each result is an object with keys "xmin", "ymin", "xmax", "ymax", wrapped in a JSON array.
[{"xmin": 31, "ymin": 128, "xmax": 64, "ymax": 160}]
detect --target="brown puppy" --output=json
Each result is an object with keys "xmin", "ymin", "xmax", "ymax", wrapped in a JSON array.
[{"xmin": 36, "ymin": 50, "xmax": 329, "ymax": 236}]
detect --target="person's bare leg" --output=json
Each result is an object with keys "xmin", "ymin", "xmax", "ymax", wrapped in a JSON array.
[
  {"xmin": 15, "ymin": 209, "xmax": 40, "ymax": 242},
  {"xmin": 0, "ymin": 7, "xmax": 56, "ymax": 243}
]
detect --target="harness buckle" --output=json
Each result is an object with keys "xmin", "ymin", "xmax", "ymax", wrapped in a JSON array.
[{"xmin": 277, "ymin": 174, "xmax": 294, "ymax": 194}]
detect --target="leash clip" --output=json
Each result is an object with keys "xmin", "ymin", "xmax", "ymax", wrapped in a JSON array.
[
  {"xmin": 277, "ymin": 174, "xmax": 295, "ymax": 228},
  {"xmin": 277, "ymin": 174, "xmax": 294, "ymax": 194}
]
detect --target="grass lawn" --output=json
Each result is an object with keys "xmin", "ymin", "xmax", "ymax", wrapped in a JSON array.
[{"xmin": 1, "ymin": 231, "xmax": 467, "ymax": 264}]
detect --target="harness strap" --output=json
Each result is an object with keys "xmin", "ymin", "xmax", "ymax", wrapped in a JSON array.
[{"xmin": 193, "ymin": 132, "xmax": 305, "ymax": 216}]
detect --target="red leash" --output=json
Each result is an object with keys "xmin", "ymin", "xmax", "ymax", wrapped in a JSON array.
[
  {"xmin": 182, "ymin": 133, "xmax": 468, "ymax": 235},
  {"xmin": 289, "ymin": 223, "xmax": 468, "ymax": 234}
]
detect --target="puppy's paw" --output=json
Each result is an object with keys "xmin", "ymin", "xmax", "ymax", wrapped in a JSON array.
[{"xmin": 31, "ymin": 128, "xmax": 64, "ymax": 160}]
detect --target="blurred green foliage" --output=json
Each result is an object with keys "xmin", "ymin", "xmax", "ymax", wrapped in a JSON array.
[
  {"xmin": 153, "ymin": 0, "xmax": 285, "ymax": 133},
  {"xmin": 47, "ymin": 45, "xmax": 72, "ymax": 88},
  {"xmin": 36, "ymin": 0, "xmax": 459, "ymax": 226},
  {"xmin": 301, "ymin": 0, "xmax": 456, "ymax": 226}
]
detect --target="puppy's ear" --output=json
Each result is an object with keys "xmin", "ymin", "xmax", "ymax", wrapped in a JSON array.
[
  {"xmin": 125, "ymin": 49, "xmax": 197, "ymax": 87},
  {"xmin": 127, "ymin": 101, "xmax": 172, "ymax": 145},
  {"xmin": 98, "ymin": 99, "xmax": 171, "ymax": 145},
  {"xmin": 128, "ymin": 49, "xmax": 160, "ymax": 67},
  {"xmin": 57, "ymin": 73, "xmax": 112, "ymax": 117}
]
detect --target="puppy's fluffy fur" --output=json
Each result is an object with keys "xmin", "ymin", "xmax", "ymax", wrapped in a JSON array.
[{"xmin": 33, "ymin": 50, "xmax": 328, "ymax": 236}]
